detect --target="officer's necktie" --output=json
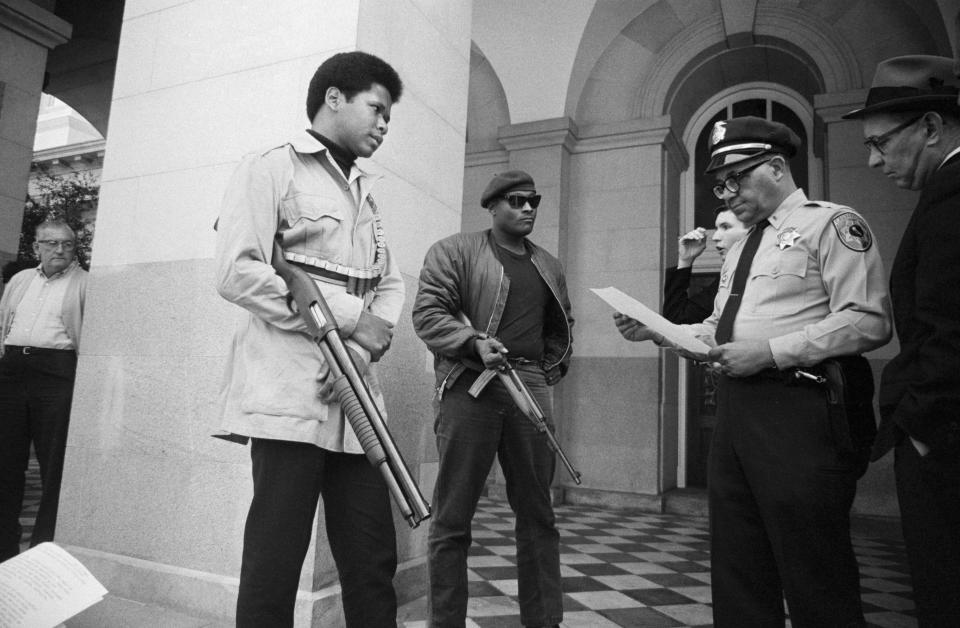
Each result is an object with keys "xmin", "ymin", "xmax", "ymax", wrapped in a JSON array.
[{"xmin": 714, "ymin": 219, "xmax": 769, "ymax": 344}]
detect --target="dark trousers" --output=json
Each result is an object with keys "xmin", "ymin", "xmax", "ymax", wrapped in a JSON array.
[
  {"xmin": 895, "ymin": 438, "xmax": 960, "ymax": 627},
  {"xmin": 428, "ymin": 367, "xmax": 561, "ymax": 628},
  {"xmin": 236, "ymin": 438, "xmax": 398, "ymax": 628},
  {"xmin": 709, "ymin": 373, "xmax": 865, "ymax": 628},
  {"xmin": 0, "ymin": 348, "xmax": 77, "ymax": 562}
]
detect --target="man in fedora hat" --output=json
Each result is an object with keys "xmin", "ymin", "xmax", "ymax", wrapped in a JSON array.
[
  {"xmin": 844, "ymin": 54, "xmax": 960, "ymax": 626},
  {"xmin": 412, "ymin": 170, "xmax": 573, "ymax": 628},
  {"xmin": 615, "ymin": 116, "xmax": 892, "ymax": 627}
]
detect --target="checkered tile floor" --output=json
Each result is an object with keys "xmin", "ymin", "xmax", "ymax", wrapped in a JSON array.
[
  {"xmin": 19, "ymin": 461, "xmax": 916, "ymax": 627},
  {"xmin": 398, "ymin": 497, "xmax": 918, "ymax": 627}
]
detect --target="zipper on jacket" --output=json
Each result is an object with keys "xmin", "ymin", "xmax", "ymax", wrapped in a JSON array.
[
  {"xmin": 482, "ymin": 265, "xmax": 506, "ymax": 336},
  {"xmin": 530, "ymin": 255, "xmax": 573, "ymax": 371},
  {"xmin": 435, "ymin": 362, "xmax": 465, "ymax": 401}
]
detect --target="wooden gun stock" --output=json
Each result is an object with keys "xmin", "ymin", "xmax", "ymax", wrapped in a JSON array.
[{"xmin": 271, "ymin": 241, "xmax": 432, "ymax": 527}]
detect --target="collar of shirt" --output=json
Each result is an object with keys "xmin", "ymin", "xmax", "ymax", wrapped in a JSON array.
[
  {"xmin": 765, "ymin": 188, "xmax": 808, "ymax": 231},
  {"xmin": 937, "ymin": 145, "xmax": 960, "ymax": 170},
  {"xmin": 291, "ymin": 129, "xmax": 369, "ymax": 188},
  {"xmin": 305, "ymin": 128, "xmax": 356, "ymax": 175},
  {"xmin": 36, "ymin": 259, "xmax": 80, "ymax": 281}
]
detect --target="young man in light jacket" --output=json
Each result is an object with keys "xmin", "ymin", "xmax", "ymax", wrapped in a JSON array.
[{"xmin": 214, "ymin": 51, "xmax": 405, "ymax": 628}]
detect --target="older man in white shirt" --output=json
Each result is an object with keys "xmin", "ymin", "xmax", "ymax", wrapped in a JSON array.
[{"xmin": 0, "ymin": 220, "xmax": 87, "ymax": 562}]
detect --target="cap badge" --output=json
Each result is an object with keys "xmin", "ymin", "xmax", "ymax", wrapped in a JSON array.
[
  {"xmin": 777, "ymin": 227, "xmax": 801, "ymax": 250},
  {"xmin": 711, "ymin": 121, "xmax": 727, "ymax": 147}
]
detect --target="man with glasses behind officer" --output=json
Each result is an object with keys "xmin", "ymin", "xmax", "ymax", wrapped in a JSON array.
[
  {"xmin": 614, "ymin": 117, "xmax": 892, "ymax": 626},
  {"xmin": 0, "ymin": 220, "xmax": 87, "ymax": 562},
  {"xmin": 843, "ymin": 54, "xmax": 960, "ymax": 627}
]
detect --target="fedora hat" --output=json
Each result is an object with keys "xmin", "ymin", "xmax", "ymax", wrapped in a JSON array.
[{"xmin": 843, "ymin": 55, "xmax": 960, "ymax": 119}]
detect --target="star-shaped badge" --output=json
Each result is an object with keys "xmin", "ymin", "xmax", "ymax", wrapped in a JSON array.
[{"xmin": 777, "ymin": 227, "xmax": 801, "ymax": 250}]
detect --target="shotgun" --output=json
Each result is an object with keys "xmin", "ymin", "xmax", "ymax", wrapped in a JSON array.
[{"xmin": 271, "ymin": 241, "xmax": 431, "ymax": 528}]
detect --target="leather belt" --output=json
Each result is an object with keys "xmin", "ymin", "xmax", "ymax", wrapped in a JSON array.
[{"xmin": 4, "ymin": 345, "xmax": 75, "ymax": 355}]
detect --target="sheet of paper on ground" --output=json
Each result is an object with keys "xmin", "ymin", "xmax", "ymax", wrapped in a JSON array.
[
  {"xmin": 591, "ymin": 286, "xmax": 711, "ymax": 360},
  {"xmin": 0, "ymin": 542, "xmax": 106, "ymax": 628}
]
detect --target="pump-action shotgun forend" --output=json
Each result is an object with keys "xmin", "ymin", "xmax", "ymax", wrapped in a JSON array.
[{"xmin": 271, "ymin": 240, "xmax": 432, "ymax": 528}]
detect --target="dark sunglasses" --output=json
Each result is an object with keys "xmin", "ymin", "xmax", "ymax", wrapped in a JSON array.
[{"xmin": 502, "ymin": 194, "xmax": 541, "ymax": 209}]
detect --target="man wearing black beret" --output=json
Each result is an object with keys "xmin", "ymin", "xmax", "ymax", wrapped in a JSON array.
[
  {"xmin": 412, "ymin": 170, "xmax": 574, "ymax": 628},
  {"xmin": 845, "ymin": 54, "xmax": 960, "ymax": 627},
  {"xmin": 616, "ymin": 116, "xmax": 892, "ymax": 626}
]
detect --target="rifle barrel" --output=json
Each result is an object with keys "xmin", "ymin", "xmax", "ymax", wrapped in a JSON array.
[{"xmin": 500, "ymin": 365, "xmax": 582, "ymax": 485}]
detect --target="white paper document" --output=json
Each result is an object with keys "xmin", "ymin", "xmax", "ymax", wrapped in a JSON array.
[
  {"xmin": 591, "ymin": 286, "xmax": 712, "ymax": 360},
  {"xmin": 0, "ymin": 543, "xmax": 107, "ymax": 628}
]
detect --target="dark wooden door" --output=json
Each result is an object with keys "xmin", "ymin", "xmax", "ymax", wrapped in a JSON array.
[
  {"xmin": 683, "ymin": 271, "xmax": 721, "ymax": 487},
  {"xmin": 685, "ymin": 361, "xmax": 719, "ymax": 487}
]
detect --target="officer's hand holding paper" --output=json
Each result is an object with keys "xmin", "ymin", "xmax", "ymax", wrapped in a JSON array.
[{"xmin": 593, "ymin": 286, "xmax": 711, "ymax": 361}]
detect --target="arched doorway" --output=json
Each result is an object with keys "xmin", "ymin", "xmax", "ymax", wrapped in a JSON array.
[{"xmin": 676, "ymin": 84, "xmax": 820, "ymax": 487}]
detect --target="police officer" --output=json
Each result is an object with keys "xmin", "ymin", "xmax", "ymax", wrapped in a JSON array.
[{"xmin": 615, "ymin": 117, "xmax": 892, "ymax": 627}]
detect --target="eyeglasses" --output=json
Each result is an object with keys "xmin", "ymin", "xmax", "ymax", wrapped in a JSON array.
[
  {"xmin": 712, "ymin": 159, "xmax": 772, "ymax": 199},
  {"xmin": 863, "ymin": 115, "xmax": 922, "ymax": 155},
  {"xmin": 502, "ymin": 194, "xmax": 541, "ymax": 209},
  {"xmin": 36, "ymin": 239, "xmax": 76, "ymax": 250}
]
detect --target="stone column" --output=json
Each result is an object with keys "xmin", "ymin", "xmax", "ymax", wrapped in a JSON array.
[
  {"xmin": 0, "ymin": 0, "xmax": 71, "ymax": 264},
  {"xmin": 56, "ymin": 1, "xmax": 471, "ymax": 625},
  {"xmin": 561, "ymin": 116, "xmax": 688, "ymax": 509}
]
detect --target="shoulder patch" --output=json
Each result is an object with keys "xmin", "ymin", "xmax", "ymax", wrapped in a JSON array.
[{"xmin": 831, "ymin": 212, "xmax": 873, "ymax": 252}]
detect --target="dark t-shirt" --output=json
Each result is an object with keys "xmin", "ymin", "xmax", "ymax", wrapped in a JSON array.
[{"xmin": 496, "ymin": 245, "xmax": 547, "ymax": 360}]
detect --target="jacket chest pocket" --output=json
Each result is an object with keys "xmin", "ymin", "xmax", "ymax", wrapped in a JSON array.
[
  {"xmin": 281, "ymin": 193, "xmax": 348, "ymax": 259},
  {"xmin": 749, "ymin": 249, "xmax": 809, "ymax": 314}
]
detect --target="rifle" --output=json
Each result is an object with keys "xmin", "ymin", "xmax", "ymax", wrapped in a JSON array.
[
  {"xmin": 271, "ymin": 241, "xmax": 431, "ymax": 528},
  {"xmin": 473, "ymin": 362, "xmax": 582, "ymax": 485}
]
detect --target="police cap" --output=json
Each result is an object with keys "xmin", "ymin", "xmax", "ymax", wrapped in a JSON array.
[{"xmin": 705, "ymin": 116, "xmax": 801, "ymax": 173}]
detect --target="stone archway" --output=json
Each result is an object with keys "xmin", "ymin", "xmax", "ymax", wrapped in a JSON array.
[
  {"xmin": 563, "ymin": 0, "xmax": 952, "ymax": 500},
  {"xmin": 45, "ymin": 0, "xmax": 123, "ymax": 135},
  {"xmin": 465, "ymin": 42, "xmax": 510, "ymax": 153},
  {"xmin": 572, "ymin": 0, "xmax": 949, "ymax": 128}
]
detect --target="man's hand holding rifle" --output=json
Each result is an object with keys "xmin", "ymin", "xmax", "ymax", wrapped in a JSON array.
[
  {"xmin": 272, "ymin": 240, "xmax": 431, "ymax": 529},
  {"xmin": 469, "ymin": 332, "xmax": 582, "ymax": 485}
]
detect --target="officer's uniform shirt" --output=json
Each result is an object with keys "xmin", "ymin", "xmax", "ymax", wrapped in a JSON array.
[{"xmin": 683, "ymin": 189, "xmax": 892, "ymax": 367}]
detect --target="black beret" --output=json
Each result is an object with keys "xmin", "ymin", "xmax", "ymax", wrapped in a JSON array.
[
  {"xmin": 705, "ymin": 116, "xmax": 801, "ymax": 173},
  {"xmin": 480, "ymin": 170, "xmax": 536, "ymax": 208}
]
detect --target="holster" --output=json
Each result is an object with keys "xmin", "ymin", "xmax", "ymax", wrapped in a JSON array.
[{"xmin": 816, "ymin": 356, "xmax": 877, "ymax": 478}]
